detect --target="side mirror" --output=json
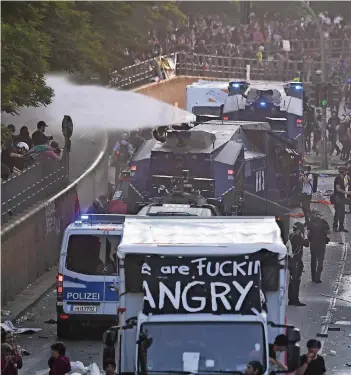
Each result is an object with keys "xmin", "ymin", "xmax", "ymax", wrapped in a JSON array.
[
  {"xmin": 287, "ymin": 327, "xmax": 301, "ymax": 343},
  {"xmin": 103, "ymin": 326, "xmax": 119, "ymax": 346}
]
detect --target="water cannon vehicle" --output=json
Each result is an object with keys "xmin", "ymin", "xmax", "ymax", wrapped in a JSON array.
[
  {"xmin": 224, "ymin": 80, "xmax": 304, "ymax": 142},
  {"xmin": 186, "ymin": 79, "xmax": 305, "ymax": 143},
  {"xmin": 110, "ymin": 119, "xmax": 302, "ymax": 241}
]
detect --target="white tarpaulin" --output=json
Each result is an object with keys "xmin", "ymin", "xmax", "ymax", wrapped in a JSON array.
[
  {"xmin": 34, "ymin": 361, "xmax": 101, "ymax": 375},
  {"xmin": 1, "ymin": 320, "xmax": 41, "ymax": 334}
]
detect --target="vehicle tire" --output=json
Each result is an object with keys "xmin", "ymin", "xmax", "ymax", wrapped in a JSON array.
[{"xmin": 56, "ymin": 319, "xmax": 72, "ymax": 339}]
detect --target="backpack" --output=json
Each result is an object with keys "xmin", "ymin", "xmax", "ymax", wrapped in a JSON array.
[{"xmin": 119, "ymin": 142, "xmax": 129, "ymax": 157}]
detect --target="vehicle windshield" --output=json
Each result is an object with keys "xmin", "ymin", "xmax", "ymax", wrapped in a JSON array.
[
  {"xmin": 65, "ymin": 234, "xmax": 121, "ymax": 275},
  {"xmin": 138, "ymin": 322, "xmax": 266, "ymax": 374},
  {"xmin": 247, "ymin": 89, "xmax": 280, "ymax": 102},
  {"xmin": 192, "ymin": 106, "xmax": 222, "ymax": 117}
]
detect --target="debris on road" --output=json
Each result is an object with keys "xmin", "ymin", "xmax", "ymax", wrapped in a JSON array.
[{"xmin": 1, "ymin": 320, "xmax": 41, "ymax": 334}]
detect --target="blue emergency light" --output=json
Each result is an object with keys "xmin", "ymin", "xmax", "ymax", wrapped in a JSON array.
[
  {"xmin": 81, "ymin": 215, "xmax": 89, "ymax": 220},
  {"xmin": 259, "ymin": 101, "xmax": 267, "ymax": 107},
  {"xmin": 232, "ymin": 83, "xmax": 240, "ymax": 88},
  {"xmin": 294, "ymin": 85, "xmax": 303, "ymax": 90}
]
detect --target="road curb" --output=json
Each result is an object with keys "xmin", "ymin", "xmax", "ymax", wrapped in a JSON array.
[{"xmin": 2, "ymin": 266, "xmax": 58, "ymax": 324}]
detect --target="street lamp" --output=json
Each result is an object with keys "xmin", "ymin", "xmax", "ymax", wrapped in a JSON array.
[{"xmin": 300, "ymin": 1, "xmax": 328, "ymax": 169}]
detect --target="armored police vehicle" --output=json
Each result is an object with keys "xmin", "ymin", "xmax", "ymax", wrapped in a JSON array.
[
  {"xmin": 186, "ymin": 79, "xmax": 305, "ymax": 142},
  {"xmin": 103, "ymin": 216, "xmax": 301, "ymax": 375},
  {"xmin": 223, "ymin": 80, "xmax": 305, "ymax": 142},
  {"xmin": 126, "ymin": 120, "xmax": 298, "ymax": 222}
]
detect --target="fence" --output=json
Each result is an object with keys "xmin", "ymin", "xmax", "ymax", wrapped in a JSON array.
[
  {"xmin": 1, "ymin": 130, "xmax": 107, "ymax": 226},
  {"xmin": 1, "ymin": 159, "xmax": 68, "ymax": 225},
  {"xmin": 113, "ymin": 51, "xmax": 346, "ymax": 90}
]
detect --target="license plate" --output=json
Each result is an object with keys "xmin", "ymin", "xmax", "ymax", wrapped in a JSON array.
[{"xmin": 72, "ymin": 305, "xmax": 97, "ymax": 313}]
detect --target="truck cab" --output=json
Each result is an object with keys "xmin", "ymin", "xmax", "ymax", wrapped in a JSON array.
[{"xmin": 104, "ymin": 216, "xmax": 301, "ymax": 375}]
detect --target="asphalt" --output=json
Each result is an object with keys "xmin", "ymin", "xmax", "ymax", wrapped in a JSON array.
[{"xmin": 3, "ymin": 176, "xmax": 351, "ymax": 374}]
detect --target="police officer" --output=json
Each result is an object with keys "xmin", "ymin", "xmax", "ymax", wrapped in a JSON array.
[
  {"xmin": 308, "ymin": 209, "xmax": 330, "ymax": 283},
  {"xmin": 292, "ymin": 71, "xmax": 302, "ymax": 82},
  {"xmin": 288, "ymin": 222, "xmax": 309, "ymax": 306},
  {"xmin": 333, "ymin": 165, "xmax": 351, "ymax": 231}
]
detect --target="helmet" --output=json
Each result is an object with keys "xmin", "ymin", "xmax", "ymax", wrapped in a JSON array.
[
  {"xmin": 293, "ymin": 222, "xmax": 304, "ymax": 232},
  {"xmin": 316, "ymin": 70, "xmax": 322, "ymax": 75},
  {"xmin": 311, "ymin": 209, "xmax": 322, "ymax": 218},
  {"xmin": 17, "ymin": 142, "xmax": 29, "ymax": 150},
  {"xmin": 258, "ymin": 45, "xmax": 264, "ymax": 52}
]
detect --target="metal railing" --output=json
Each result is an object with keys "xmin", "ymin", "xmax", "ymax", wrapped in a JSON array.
[
  {"xmin": 112, "ymin": 49, "xmax": 348, "ymax": 90},
  {"xmin": 1, "ymin": 159, "xmax": 68, "ymax": 225},
  {"xmin": 177, "ymin": 53, "xmax": 329, "ymax": 82},
  {"xmin": 108, "ymin": 37, "xmax": 350, "ymax": 90}
]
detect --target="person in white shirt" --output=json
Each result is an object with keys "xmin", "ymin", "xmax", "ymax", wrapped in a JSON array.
[{"xmin": 300, "ymin": 166, "xmax": 313, "ymax": 225}]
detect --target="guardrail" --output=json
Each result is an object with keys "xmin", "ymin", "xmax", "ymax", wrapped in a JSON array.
[
  {"xmin": 1, "ymin": 133, "xmax": 109, "ymax": 305},
  {"xmin": 1, "ymin": 159, "xmax": 68, "ymax": 225}
]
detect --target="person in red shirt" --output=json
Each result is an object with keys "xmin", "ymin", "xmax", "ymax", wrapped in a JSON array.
[
  {"xmin": 48, "ymin": 342, "xmax": 71, "ymax": 375},
  {"xmin": 1, "ymin": 343, "xmax": 18, "ymax": 375}
]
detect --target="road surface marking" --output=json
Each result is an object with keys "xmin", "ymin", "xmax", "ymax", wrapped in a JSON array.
[{"xmin": 319, "ymin": 203, "xmax": 348, "ymax": 354}]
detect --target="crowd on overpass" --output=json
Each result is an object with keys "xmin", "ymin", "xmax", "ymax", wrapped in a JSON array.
[
  {"xmin": 1, "ymin": 122, "xmax": 62, "ymax": 182},
  {"xmin": 125, "ymin": 11, "xmax": 351, "ymax": 66}
]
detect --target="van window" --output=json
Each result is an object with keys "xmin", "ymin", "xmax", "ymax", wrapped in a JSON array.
[{"xmin": 65, "ymin": 235, "xmax": 121, "ymax": 276}]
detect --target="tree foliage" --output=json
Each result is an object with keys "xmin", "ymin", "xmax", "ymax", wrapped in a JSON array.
[{"xmin": 1, "ymin": 1, "xmax": 187, "ymax": 114}]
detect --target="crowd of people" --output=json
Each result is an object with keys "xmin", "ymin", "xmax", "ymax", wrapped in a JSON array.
[
  {"xmin": 123, "ymin": 11, "xmax": 351, "ymax": 67},
  {"xmin": 304, "ymin": 109, "xmax": 351, "ymax": 159},
  {"xmin": 1, "ymin": 122, "xmax": 63, "ymax": 182}
]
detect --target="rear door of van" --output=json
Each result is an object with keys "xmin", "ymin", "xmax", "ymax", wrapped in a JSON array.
[{"xmin": 60, "ymin": 230, "xmax": 121, "ymax": 320}]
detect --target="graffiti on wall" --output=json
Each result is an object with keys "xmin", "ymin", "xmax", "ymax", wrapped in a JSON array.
[{"xmin": 45, "ymin": 201, "xmax": 61, "ymax": 236}]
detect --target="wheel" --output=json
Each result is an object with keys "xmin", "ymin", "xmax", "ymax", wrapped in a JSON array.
[{"xmin": 56, "ymin": 319, "xmax": 72, "ymax": 339}]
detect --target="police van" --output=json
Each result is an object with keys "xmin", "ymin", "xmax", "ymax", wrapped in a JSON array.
[{"xmin": 57, "ymin": 214, "xmax": 125, "ymax": 338}]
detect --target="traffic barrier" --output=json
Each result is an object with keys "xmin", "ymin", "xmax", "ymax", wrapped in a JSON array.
[{"xmin": 1, "ymin": 132, "xmax": 109, "ymax": 305}]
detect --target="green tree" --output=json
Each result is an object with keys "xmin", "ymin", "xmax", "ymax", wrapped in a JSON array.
[
  {"xmin": 1, "ymin": 2, "xmax": 53, "ymax": 114},
  {"xmin": 1, "ymin": 1, "xmax": 187, "ymax": 114},
  {"xmin": 41, "ymin": 2, "xmax": 108, "ymax": 75},
  {"xmin": 1, "ymin": 1, "xmax": 108, "ymax": 113}
]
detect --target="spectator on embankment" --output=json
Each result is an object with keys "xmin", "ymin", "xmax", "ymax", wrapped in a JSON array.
[
  {"xmin": 14, "ymin": 126, "xmax": 33, "ymax": 150},
  {"xmin": 32, "ymin": 121, "xmax": 53, "ymax": 146}
]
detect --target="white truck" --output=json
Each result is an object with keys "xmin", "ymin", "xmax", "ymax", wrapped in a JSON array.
[{"xmin": 103, "ymin": 216, "xmax": 301, "ymax": 375}]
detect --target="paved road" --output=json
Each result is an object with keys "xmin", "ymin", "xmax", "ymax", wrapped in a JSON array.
[{"xmin": 10, "ymin": 178, "xmax": 351, "ymax": 374}]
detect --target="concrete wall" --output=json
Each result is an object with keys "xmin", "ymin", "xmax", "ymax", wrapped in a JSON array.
[
  {"xmin": 134, "ymin": 75, "xmax": 207, "ymax": 109},
  {"xmin": 1, "ymin": 75, "xmax": 202, "ymax": 305}
]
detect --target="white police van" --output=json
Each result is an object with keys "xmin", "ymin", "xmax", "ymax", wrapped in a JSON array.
[{"xmin": 57, "ymin": 214, "xmax": 125, "ymax": 338}]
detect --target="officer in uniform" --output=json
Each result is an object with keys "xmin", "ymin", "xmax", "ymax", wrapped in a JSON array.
[
  {"xmin": 288, "ymin": 222, "xmax": 309, "ymax": 306},
  {"xmin": 308, "ymin": 209, "xmax": 330, "ymax": 283},
  {"xmin": 292, "ymin": 71, "xmax": 302, "ymax": 82}
]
